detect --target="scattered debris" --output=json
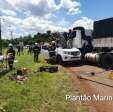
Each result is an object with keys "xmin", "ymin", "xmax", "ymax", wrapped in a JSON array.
[
  {"xmin": 9, "ymin": 75, "xmax": 27, "ymax": 84},
  {"xmin": 38, "ymin": 66, "xmax": 58, "ymax": 73},
  {"xmin": 34, "ymin": 66, "xmax": 58, "ymax": 73},
  {"xmin": 17, "ymin": 68, "xmax": 31, "ymax": 75},
  {"xmin": 9, "ymin": 68, "xmax": 31, "ymax": 84},
  {"xmin": 77, "ymin": 72, "xmax": 95, "ymax": 79},
  {"xmin": 108, "ymin": 71, "xmax": 113, "ymax": 80}
]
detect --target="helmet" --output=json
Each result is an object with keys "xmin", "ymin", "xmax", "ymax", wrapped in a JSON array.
[
  {"xmin": 52, "ymin": 41, "xmax": 56, "ymax": 46},
  {"xmin": 52, "ymin": 41, "xmax": 56, "ymax": 44},
  {"xmin": 8, "ymin": 43, "xmax": 13, "ymax": 47},
  {"xmin": 35, "ymin": 43, "xmax": 38, "ymax": 46}
]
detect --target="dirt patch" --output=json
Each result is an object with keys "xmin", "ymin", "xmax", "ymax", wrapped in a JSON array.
[{"xmin": 67, "ymin": 65, "xmax": 113, "ymax": 112}]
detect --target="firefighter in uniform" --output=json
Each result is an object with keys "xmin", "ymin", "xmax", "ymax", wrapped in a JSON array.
[
  {"xmin": 7, "ymin": 44, "xmax": 15, "ymax": 70},
  {"xmin": 33, "ymin": 43, "xmax": 41, "ymax": 63}
]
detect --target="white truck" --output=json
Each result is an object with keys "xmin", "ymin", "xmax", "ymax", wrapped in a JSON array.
[
  {"xmin": 55, "ymin": 47, "xmax": 81, "ymax": 64},
  {"xmin": 41, "ymin": 33, "xmax": 82, "ymax": 64},
  {"xmin": 41, "ymin": 44, "xmax": 81, "ymax": 64}
]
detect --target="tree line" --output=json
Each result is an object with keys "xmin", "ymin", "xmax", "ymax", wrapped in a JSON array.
[{"xmin": 2, "ymin": 30, "xmax": 52, "ymax": 47}]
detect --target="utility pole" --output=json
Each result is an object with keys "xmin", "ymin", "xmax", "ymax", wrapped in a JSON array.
[
  {"xmin": 0, "ymin": 18, "xmax": 2, "ymax": 53},
  {"xmin": 10, "ymin": 31, "xmax": 13, "ymax": 44},
  {"xmin": 11, "ymin": 31, "xmax": 13, "ymax": 39}
]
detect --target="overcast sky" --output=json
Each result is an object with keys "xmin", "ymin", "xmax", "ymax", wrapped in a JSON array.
[{"xmin": 0, "ymin": 0, "xmax": 113, "ymax": 39}]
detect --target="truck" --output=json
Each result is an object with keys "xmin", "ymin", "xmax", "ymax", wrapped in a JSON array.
[
  {"xmin": 70, "ymin": 17, "xmax": 113, "ymax": 68},
  {"xmin": 41, "ymin": 34, "xmax": 82, "ymax": 64},
  {"xmin": 55, "ymin": 47, "xmax": 81, "ymax": 64}
]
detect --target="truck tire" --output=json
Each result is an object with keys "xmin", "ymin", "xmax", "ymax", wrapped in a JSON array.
[
  {"xmin": 56, "ymin": 55, "xmax": 63, "ymax": 65},
  {"xmin": 100, "ymin": 53, "xmax": 113, "ymax": 69}
]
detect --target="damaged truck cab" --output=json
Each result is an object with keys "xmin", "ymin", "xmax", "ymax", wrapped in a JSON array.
[{"xmin": 72, "ymin": 17, "xmax": 113, "ymax": 68}]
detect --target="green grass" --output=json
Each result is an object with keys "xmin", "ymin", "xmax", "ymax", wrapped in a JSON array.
[{"xmin": 0, "ymin": 50, "xmax": 88, "ymax": 112}]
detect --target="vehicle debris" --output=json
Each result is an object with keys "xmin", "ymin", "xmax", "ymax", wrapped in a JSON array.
[
  {"xmin": 37, "ymin": 66, "xmax": 58, "ymax": 73},
  {"xmin": 9, "ymin": 68, "xmax": 31, "ymax": 84}
]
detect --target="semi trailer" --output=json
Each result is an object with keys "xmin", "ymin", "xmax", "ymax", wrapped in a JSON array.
[{"xmin": 70, "ymin": 17, "xmax": 113, "ymax": 68}]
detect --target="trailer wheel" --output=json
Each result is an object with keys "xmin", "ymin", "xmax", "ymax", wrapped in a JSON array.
[
  {"xmin": 100, "ymin": 54, "xmax": 113, "ymax": 69},
  {"xmin": 56, "ymin": 55, "xmax": 63, "ymax": 65}
]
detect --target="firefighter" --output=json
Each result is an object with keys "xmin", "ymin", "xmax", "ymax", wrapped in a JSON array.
[
  {"xmin": 6, "ymin": 44, "xmax": 15, "ymax": 70},
  {"xmin": 28, "ymin": 45, "xmax": 33, "ymax": 54},
  {"xmin": 17, "ymin": 44, "xmax": 21, "ymax": 56},
  {"xmin": 48, "ymin": 41, "xmax": 56, "ymax": 51},
  {"xmin": 51, "ymin": 41, "xmax": 56, "ymax": 51},
  {"xmin": 33, "ymin": 43, "xmax": 41, "ymax": 63}
]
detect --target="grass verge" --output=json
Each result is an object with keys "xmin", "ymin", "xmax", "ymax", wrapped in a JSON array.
[{"xmin": 0, "ymin": 50, "xmax": 88, "ymax": 112}]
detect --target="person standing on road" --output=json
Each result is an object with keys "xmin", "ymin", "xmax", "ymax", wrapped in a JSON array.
[
  {"xmin": 33, "ymin": 43, "xmax": 41, "ymax": 63},
  {"xmin": 6, "ymin": 44, "xmax": 15, "ymax": 70}
]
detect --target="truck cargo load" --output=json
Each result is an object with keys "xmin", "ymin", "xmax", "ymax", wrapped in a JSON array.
[
  {"xmin": 93, "ymin": 17, "xmax": 113, "ymax": 38},
  {"xmin": 93, "ymin": 17, "xmax": 113, "ymax": 48}
]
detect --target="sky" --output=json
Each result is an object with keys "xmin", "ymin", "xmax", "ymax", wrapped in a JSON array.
[{"xmin": 0, "ymin": 0, "xmax": 113, "ymax": 39}]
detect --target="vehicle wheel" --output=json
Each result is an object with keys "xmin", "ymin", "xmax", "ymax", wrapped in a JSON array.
[
  {"xmin": 100, "ymin": 53, "xmax": 113, "ymax": 69},
  {"xmin": 56, "ymin": 55, "xmax": 63, "ymax": 65}
]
